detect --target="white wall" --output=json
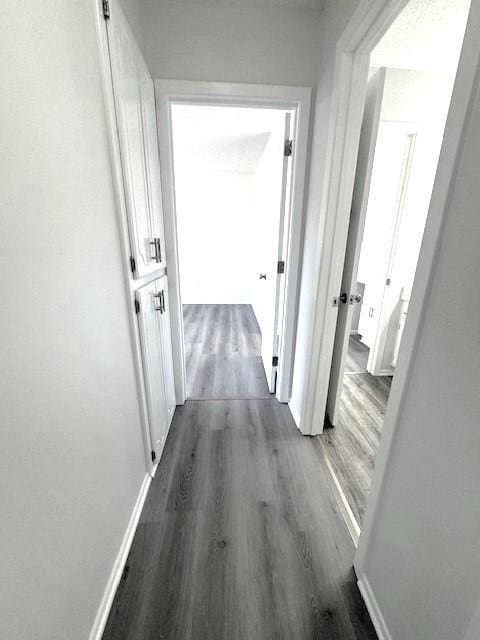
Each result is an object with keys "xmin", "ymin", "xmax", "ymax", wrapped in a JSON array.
[
  {"xmin": 139, "ymin": 0, "xmax": 323, "ymax": 86},
  {"xmin": 361, "ymin": 57, "xmax": 480, "ymax": 639},
  {"xmin": 0, "ymin": 2, "xmax": 146, "ymax": 639},
  {"xmin": 175, "ymin": 167, "xmax": 258, "ymax": 304},
  {"xmin": 118, "ymin": 0, "xmax": 144, "ymax": 43},
  {"xmin": 384, "ymin": 69, "xmax": 458, "ymax": 296},
  {"xmin": 172, "ymin": 105, "xmax": 286, "ymax": 306},
  {"xmin": 356, "ymin": 68, "xmax": 458, "ymax": 360}
]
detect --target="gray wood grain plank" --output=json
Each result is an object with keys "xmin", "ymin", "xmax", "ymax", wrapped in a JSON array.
[
  {"xmin": 183, "ymin": 304, "xmax": 272, "ymax": 400},
  {"xmin": 103, "ymin": 399, "xmax": 378, "ymax": 640},
  {"xmin": 319, "ymin": 356, "xmax": 392, "ymax": 526}
]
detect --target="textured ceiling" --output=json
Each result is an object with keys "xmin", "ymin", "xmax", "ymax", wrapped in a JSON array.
[
  {"xmin": 371, "ymin": 0, "xmax": 471, "ymax": 70},
  {"xmin": 172, "ymin": 105, "xmax": 286, "ymax": 173}
]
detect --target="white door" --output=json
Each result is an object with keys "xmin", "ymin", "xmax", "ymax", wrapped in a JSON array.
[
  {"xmin": 253, "ymin": 112, "xmax": 292, "ymax": 393},
  {"xmin": 107, "ymin": 5, "xmax": 165, "ymax": 277},
  {"xmin": 140, "ymin": 74, "xmax": 167, "ymax": 271},
  {"xmin": 326, "ymin": 69, "xmax": 386, "ymax": 425},
  {"xmin": 155, "ymin": 275, "xmax": 176, "ymax": 426},
  {"xmin": 136, "ymin": 282, "xmax": 169, "ymax": 463},
  {"xmin": 367, "ymin": 131, "xmax": 416, "ymax": 375}
]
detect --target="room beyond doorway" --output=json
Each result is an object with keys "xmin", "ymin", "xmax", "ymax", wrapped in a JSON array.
[
  {"xmin": 155, "ymin": 80, "xmax": 311, "ymax": 405},
  {"xmin": 320, "ymin": 0, "xmax": 471, "ymax": 543},
  {"xmin": 169, "ymin": 101, "xmax": 295, "ymax": 401}
]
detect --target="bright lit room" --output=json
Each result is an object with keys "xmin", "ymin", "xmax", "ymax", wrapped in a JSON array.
[
  {"xmin": 319, "ymin": 0, "xmax": 471, "ymax": 539},
  {"xmin": 170, "ymin": 104, "xmax": 293, "ymax": 399}
]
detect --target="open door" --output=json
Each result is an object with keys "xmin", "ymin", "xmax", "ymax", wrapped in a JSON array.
[
  {"xmin": 366, "ymin": 131, "xmax": 416, "ymax": 375},
  {"xmin": 326, "ymin": 69, "xmax": 386, "ymax": 426},
  {"xmin": 253, "ymin": 112, "xmax": 293, "ymax": 393}
]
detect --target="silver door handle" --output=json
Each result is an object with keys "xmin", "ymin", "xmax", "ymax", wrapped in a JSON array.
[
  {"xmin": 350, "ymin": 293, "xmax": 362, "ymax": 304},
  {"xmin": 153, "ymin": 292, "xmax": 163, "ymax": 312},
  {"xmin": 149, "ymin": 238, "xmax": 162, "ymax": 263}
]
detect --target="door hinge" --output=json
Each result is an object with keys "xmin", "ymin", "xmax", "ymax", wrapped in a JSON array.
[
  {"xmin": 151, "ymin": 450, "xmax": 156, "ymax": 463},
  {"xmin": 102, "ymin": 0, "xmax": 110, "ymax": 19},
  {"xmin": 272, "ymin": 356, "xmax": 279, "ymax": 367},
  {"xmin": 284, "ymin": 139, "xmax": 293, "ymax": 157},
  {"xmin": 134, "ymin": 299, "xmax": 140, "ymax": 314},
  {"xmin": 129, "ymin": 256, "xmax": 136, "ymax": 274},
  {"xmin": 277, "ymin": 260, "xmax": 285, "ymax": 274}
]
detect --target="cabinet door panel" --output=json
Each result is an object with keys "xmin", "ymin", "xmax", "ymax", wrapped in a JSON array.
[
  {"xmin": 156, "ymin": 276, "xmax": 176, "ymax": 425},
  {"xmin": 107, "ymin": 6, "xmax": 162, "ymax": 277},
  {"xmin": 136, "ymin": 282, "xmax": 168, "ymax": 460},
  {"xmin": 141, "ymin": 76, "xmax": 167, "ymax": 270}
]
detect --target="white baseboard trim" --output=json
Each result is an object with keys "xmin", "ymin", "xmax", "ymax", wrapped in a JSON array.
[
  {"xmin": 88, "ymin": 473, "xmax": 152, "ymax": 640},
  {"xmin": 288, "ymin": 400, "xmax": 301, "ymax": 429},
  {"xmin": 357, "ymin": 574, "xmax": 392, "ymax": 640}
]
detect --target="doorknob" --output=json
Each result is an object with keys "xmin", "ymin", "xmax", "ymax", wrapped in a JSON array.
[
  {"xmin": 349, "ymin": 293, "xmax": 362, "ymax": 304},
  {"xmin": 259, "ymin": 274, "xmax": 267, "ymax": 280},
  {"xmin": 338, "ymin": 292, "xmax": 348, "ymax": 304}
]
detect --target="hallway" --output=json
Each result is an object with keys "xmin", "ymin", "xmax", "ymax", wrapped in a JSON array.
[
  {"xmin": 102, "ymin": 314, "xmax": 378, "ymax": 639},
  {"xmin": 102, "ymin": 398, "xmax": 377, "ymax": 639}
]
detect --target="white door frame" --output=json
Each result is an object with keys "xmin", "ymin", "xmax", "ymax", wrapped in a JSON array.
[
  {"xmin": 294, "ymin": 0, "xmax": 479, "ymax": 579},
  {"xmin": 155, "ymin": 80, "xmax": 312, "ymax": 404}
]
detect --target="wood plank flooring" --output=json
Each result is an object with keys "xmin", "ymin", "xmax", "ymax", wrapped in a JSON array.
[
  {"xmin": 103, "ymin": 399, "xmax": 378, "ymax": 640},
  {"xmin": 320, "ymin": 345, "xmax": 392, "ymax": 526},
  {"xmin": 345, "ymin": 334, "xmax": 369, "ymax": 373},
  {"xmin": 183, "ymin": 304, "xmax": 271, "ymax": 400}
]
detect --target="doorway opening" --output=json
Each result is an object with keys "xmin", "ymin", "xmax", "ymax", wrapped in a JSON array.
[
  {"xmin": 170, "ymin": 103, "xmax": 294, "ymax": 401},
  {"xmin": 319, "ymin": 0, "xmax": 471, "ymax": 542}
]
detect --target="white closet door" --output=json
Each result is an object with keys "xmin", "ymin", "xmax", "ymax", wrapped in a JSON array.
[
  {"xmin": 107, "ymin": 5, "xmax": 164, "ymax": 277},
  {"xmin": 155, "ymin": 275, "xmax": 176, "ymax": 426},
  {"xmin": 140, "ymin": 71, "xmax": 167, "ymax": 271},
  {"xmin": 136, "ymin": 282, "xmax": 169, "ymax": 462}
]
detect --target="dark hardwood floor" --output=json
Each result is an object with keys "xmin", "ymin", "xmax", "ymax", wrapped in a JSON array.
[
  {"xmin": 183, "ymin": 304, "xmax": 272, "ymax": 400},
  {"xmin": 103, "ymin": 398, "xmax": 378, "ymax": 640},
  {"xmin": 320, "ymin": 337, "xmax": 392, "ymax": 526}
]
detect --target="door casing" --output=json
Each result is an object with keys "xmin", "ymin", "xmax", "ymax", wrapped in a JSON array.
[{"xmin": 155, "ymin": 80, "xmax": 312, "ymax": 404}]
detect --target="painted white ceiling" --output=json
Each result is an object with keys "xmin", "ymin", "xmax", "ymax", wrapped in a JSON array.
[
  {"xmin": 371, "ymin": 0, "xmax": 471, "ymax": 71},
  {"xmin": 172, "ymin": 105, "xmax": 286, "ymax": 173}
]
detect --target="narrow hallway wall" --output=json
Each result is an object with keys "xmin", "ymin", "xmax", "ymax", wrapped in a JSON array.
[{"xmin": 0, "ymin": 2, "xmax": 147, "ymax": 639}]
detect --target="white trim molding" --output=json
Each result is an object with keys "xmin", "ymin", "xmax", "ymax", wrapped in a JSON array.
[
  {"xmin": 88, "ymin": 474, "xmax": 152, "ymax": 640},
  {"xmin": 154, "ymin": 79, "xmax": 312, "ymax": 405},
  {"xmin": 357, "ymin": 575, "xmax": 392, "ymax": 640}
]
